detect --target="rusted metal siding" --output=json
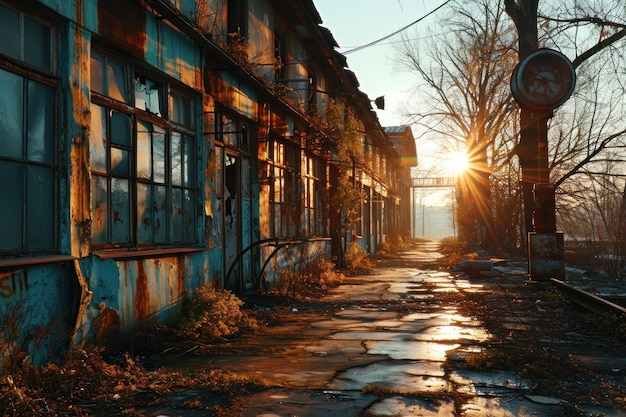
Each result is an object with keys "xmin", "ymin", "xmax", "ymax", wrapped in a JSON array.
[
  {"xmin": 82, "ymin": 251, "xmax": 210, "ymax": 345},
  {"xmin": 0, "ymin": 263, "xmax": 77, "ymax": 365}
]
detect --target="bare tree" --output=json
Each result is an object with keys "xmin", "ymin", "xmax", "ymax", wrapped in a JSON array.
[
  {"xmin": 506, "ymin": 0, "xmax": 626, "ymax": 238},
  {"xmin": 396, "ymin": 0, "xmax": 519, "ymax": 249}
]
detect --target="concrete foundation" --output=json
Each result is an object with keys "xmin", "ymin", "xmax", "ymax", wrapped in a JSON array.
[{"xmin": 528, "ymin": 232, "xmax": 564, "ymax": 281}]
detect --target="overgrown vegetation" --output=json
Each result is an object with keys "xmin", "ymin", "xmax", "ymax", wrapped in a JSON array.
[
  {"xmin": 437, "ymin": 237, "xmax": 468, "ymax": 267},
  {"xmin": 176, "ymin": 283, "xmax": 260, "ymax": 346},
  {"xmin": 0, "ymin": 344, "xmax": 264, "ymax": 416},
  {"xmin": 275, "ymin": 258, "xmax": 344, "ymax": 298},
  {"xmin": 344, "ymin": 242, "xmax": 375, "ymax": 273},
  {"xmin": 0, "ymin": 285, "xmax": 267, "ymax": 416}
]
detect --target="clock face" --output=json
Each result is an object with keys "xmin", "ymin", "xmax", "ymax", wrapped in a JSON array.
[{"xmin": 511, "ymin": 49, "xmax": 576, "ymax": 110}]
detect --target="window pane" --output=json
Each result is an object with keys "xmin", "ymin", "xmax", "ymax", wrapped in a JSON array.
[
  {"xmin": 154, "ymin": 185, "xmax": 167, "ymax": 243},
  {"xmin": 0, "ymin": 69, "xmax": 24, "ymax": 159},
  {"xmin": 90, "ymin": 175, "xmax": 108, "ymax": 244},
  {"xmin": 183, "ymin": 189, "xmax": 195, "ymax": 241},
  {"xmin": 170, "ymin": 91, "xmax": 192, "ymax": 127},
  {"xmin": 222, "ymin": 115, "xmax": 236, "ymax": 145},
  {"xmin": 89, "ymin": 104, "xmax": 107, "ymax": 172},
  {"xmin": 134, "ymin": 75, "xmax": 162, "ymax": 116},
  {"xmin": 171, "ymin": 188, "xmax": 183, "ymax": 241},
  {"xmin": 153, "ymin": 126, "xmax": 166, "ymax": 183},
  {"xmin": 111, "ymin": 147, "xmax": 129, "ymax": 176},
  {"xmin": 111, "ymin": 111, "xmax": 131, "ymax": 146},
  {"xmin": 136, "ymin": 121, "xmax": 152, "ymax": 179},
  {"xmin": 214, "ymin": 146, "xmax": 223, "ymax": 196},
  {"xmin": 111, "ymin": 177, "xmax": 130, "ymax": 243},
  {"xmin": 24, "ymin": 16, "xmax": 52, "ymax": 72},
  {"xmin": 0, "ymin": 4, "xmax": 21, "ymax": 62},
  {"xmin": 0, "ymin": 162, "xmax": 24, "ymax": 250},
  {"xmin": 137, "ymin": 182, "xmax": 153, "ymax": 243},
  {"xmin": 27, "ymin": 80, "xmax": 55, "ymax": 164},
  {"xmin": 107, "ymin": 59, "xmax": 129, "ymax": 103},
  {"xmin": 183, "ymin": 134, "xmax": 194, "ymax": 187},
  {"xmin": 27, "ymin": 165, "xmax": 55, "ymax": 249},
  {"xmin": 90, "ymin": 51, "xmax": 105, "ymax": 96},
  {"xmin": 171, "ymin": 132, "xmax": 182, "ymax": 186}
]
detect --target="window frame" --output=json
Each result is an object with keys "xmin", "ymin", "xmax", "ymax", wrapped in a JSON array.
[
  {"xmin": 227, "ymin": 0, "xmax": 247, "ymax": 38},
  {"xmin": 301, "ymin": 153, "xmax": 327, "ymax": 237},
  {"xmin": 268, "ymin": 137, "xmax": 298, "ymax": 238},
  {"xmin": 0, "ymin": 3, "xmax": 59, "ymax": 257},
  {"xmin": 89, "ymin": 49, "xmax": 199, "ymax": 250}
]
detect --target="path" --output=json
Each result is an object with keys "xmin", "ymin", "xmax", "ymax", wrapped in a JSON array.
[{"xmin": 139, "ymin": 240, "xmax": 626, "ymax": 416}]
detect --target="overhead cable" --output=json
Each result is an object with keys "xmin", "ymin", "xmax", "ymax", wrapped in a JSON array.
[{"xmin": 342, "ymin": 0, "xmax": 451, "ymax": 55}]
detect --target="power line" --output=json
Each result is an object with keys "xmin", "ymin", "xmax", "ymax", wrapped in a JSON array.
[{"xmin": 342, "ymin": 0, "xmax": 451, "ymax": 55}]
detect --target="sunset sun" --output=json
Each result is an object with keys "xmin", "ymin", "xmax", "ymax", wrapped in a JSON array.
[{"xmin": 447, "ymin": 152, "xmax": 469, "ymax": 175}]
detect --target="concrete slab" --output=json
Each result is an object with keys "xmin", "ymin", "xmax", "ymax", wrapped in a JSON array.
[{"xmin": 136, "ymin": 241, "xmax": 626, "ymax": 416}]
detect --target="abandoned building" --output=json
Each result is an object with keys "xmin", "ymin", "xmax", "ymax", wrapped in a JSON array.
[{"xmin": 0, "ymin": 0, "xmax": 416, "ymax": 361}]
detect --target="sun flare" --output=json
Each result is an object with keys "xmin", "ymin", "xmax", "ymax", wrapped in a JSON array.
[{"xmin": 447, "ymin": 152, "xmax": 469, "ymax": 175}]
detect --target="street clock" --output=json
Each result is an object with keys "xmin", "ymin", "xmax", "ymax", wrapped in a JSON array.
[{"xmin": 511, "ymin": 48, "xmax": 576, "ymax": 111}]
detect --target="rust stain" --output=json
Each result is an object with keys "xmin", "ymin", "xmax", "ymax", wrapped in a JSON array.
[
  {"xmin": 177, "ymin": 257, "xmax": 186, "ymax": 300},
  {"xmin": 135, "ymin": 261, "xmax": 150, "ymax": 321},
  {"xmin": 97, "ymin": 0, "xmax": 146, "ymax": 59},
  {"xmin": 94, "ymin": 304, "xmax": 120, "ymax": 346}
]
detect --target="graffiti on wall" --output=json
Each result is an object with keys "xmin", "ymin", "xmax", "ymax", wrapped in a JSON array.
[{"xmin": 0, "ymin": 270, "xmax": 26, "ymax": 298}]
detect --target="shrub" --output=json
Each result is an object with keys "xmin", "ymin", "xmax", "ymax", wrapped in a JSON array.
[
  {"xmin": 344, "ymin": 242, "xmax": 374, "ymax": 273},
  {"xmin": 438, "ymin": 237, "xmax": 467, "ymax": 267},
  {"xmin": 276, "ymin": 258, "xmax": 344, "ymax": 298},
  {"xmin": 175, "ymin": 283, "xmax": 259, "ymax": 345}
]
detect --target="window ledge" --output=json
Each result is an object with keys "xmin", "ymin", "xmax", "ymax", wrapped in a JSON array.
[
  {"xmin": 0, "ymin": 255, "xmax": 78, "ymax": 268},
  {"xmin": 92, "ymin": 247, "xmax": 207, "ymax": 259}
]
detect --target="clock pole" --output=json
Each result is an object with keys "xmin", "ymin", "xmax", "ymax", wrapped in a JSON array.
[{"xmin": 507, "ymin": 1, "xmax": 575, "ymax": 282}]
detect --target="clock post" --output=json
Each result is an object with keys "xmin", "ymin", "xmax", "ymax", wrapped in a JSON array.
[{"xmin": 510, "ymin": 48, "xmax": 576, "ymax": 281}]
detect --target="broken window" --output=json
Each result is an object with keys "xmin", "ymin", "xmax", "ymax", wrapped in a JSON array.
[
  {"xmin": 0, "ymin": 4, "xmax": 57, "ymax": 255},
  {"xmin": 90, "ymin": 49, "xmax": 197, "ymax": 248},
  {"xmin": 134, "ymin": 74, "xmax": 163, "ymax": 116},
  {"xmin": 227, "ymin": 0, "xmax": 247, "ymax": 38}
]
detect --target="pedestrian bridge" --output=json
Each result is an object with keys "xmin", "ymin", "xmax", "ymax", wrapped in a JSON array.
[{"xmin": 412, "ymin": 177, "xmax": 456, "ymax": 188}]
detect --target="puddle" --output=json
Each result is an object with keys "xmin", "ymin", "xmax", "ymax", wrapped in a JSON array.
[
  {"xmin": 329, "ymin": 360, "xmax": 448, "ymax": 392},
  {"xmin": 462, "ymin": 394, "xmax": 565, "ymax": 417},
  {"xmin": 365, "ymin": 340, "xmax": 461, "ymax": 361},
  {"xmin": 417, "ymin": 325, "xmax": 490, "ymax": 343},
  {"xmin": 450, "ymin": 368, "xmax": 532, "ymax": 393},
  {"xmin": 364, "ymin": 396, "xmax": 456, "ymax": 417}
]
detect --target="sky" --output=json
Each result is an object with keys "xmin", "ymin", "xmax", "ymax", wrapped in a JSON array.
[
  {"xmin": 312, "ymin": 0, "xmax": 460, "ymax": 218},
  {"xmin": 312, "ymin": 0, "xmax": 444, "ymax": 128}
]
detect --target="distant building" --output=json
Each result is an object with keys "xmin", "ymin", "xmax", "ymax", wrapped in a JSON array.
[{"xmin": 0, "ymin": 0, "xmax": 415, "ymax": 361}]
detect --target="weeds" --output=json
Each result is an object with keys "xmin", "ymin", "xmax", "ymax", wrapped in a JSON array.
[
  {"xmin": 0, "ymin": 345, "xmax": 263, "ymax": 416},
  {"xmin": 344, "ymin": 242, "xmax": 374, "ymax": 273},
  {"xmin": 438, "ymin": 237, "xmax": 468, "ymax": 267},
  {"xmin": 276, "ymin": 258, "xmax": 344, "ymax": 298},
  {"xmin": 176, "ymin": 283, "xmax": 260, "ymax": 345}
]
